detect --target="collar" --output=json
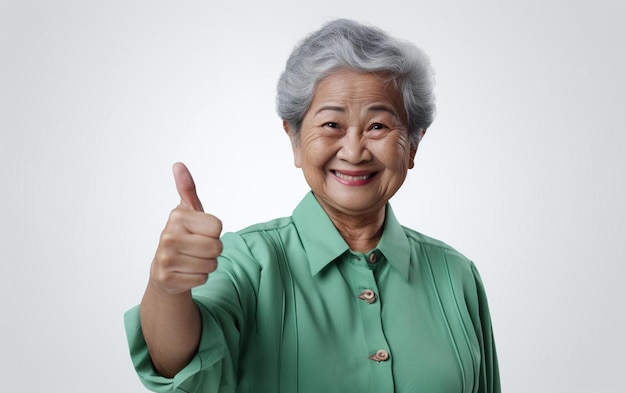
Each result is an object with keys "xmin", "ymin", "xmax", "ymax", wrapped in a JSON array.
[
  {"xmin": 292, "ymin": 192, "xmax": 411, "ymax": 279},
  {"xmin": 377, "ymin": 201, "xmax": 411, "ymax": 279}
]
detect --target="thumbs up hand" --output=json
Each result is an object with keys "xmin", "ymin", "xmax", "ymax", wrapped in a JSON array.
[
  {"xmin": 173, "ymin": 161, "xmax": 205, "ymax": 212},
  {"xmin": 150, "ymin": 162, "xmax": 223, "ymax": 295}
]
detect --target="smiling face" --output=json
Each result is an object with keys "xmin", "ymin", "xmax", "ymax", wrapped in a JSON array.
[{"xmin": 285, "ymin": 69, "xmax": 420, "ymax": 220}]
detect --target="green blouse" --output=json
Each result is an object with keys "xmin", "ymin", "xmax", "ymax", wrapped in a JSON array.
[{"xmin": 125, "ymin": 192, "xmax": 500, "ymax": 392}]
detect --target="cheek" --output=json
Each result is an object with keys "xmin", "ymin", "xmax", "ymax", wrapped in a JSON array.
[
  {"xmin": 383, "ymin": 149, "xmax": 413, "ymax": 175},
  {"xmin": 382, "ymin": 139, "xmax": 412, "ymax": 168},
  {"xmin": 293, "ymin": 133, "xmax": 329, "ymax": 169},
  {"xmin": 302, "ymin": 138, "xmax": 334, "ymax": 166},
  {"xmin": 395, "ymin": 137, "xmax": 414, "ymax": 165}
]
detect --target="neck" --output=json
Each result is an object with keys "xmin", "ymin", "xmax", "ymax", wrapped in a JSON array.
[{"xmin": 325, "ymin": 207, "xmax": 386, "ymax": 253}]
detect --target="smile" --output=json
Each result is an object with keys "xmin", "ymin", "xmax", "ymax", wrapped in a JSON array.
[{"xmin": 331, "ymin": 170, "xmax": 377, "ymax": 185}]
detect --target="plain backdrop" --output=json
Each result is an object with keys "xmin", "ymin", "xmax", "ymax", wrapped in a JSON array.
[{"xmin": 1, "ymin": 1, "xmax": 624, "ymax": 392}]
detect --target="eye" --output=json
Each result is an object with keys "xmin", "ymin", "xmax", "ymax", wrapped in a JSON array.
[
  {"xmin": 369, "ymin": 123, "xmax": 388, "ymax": 131},
  {"xmin": 323, "ymin": 122, "xmax": 340, "ymax": 129}
]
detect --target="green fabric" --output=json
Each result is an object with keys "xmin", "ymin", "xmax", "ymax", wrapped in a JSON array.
[{"xmin": 125, "ymin": 192, "xmax": 500, "ymax": 392}]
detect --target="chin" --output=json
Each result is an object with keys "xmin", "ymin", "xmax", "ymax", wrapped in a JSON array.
[{"xmin": 330, "ymin": 196, "xmax": 385, "ymax": 214}]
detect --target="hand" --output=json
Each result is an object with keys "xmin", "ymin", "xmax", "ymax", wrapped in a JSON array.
[{"xmin": 149, "ymin": 162, "xmax": 223, "ymax": 295}]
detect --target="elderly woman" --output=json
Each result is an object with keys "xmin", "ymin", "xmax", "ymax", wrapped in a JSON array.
[{"xmin": 125, "ymin": 19, "xmax": 500, "ymax": 393}]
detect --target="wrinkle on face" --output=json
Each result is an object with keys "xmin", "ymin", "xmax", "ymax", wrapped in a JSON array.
[{"xmin": 284, "ymin": 70, "xmax": 417, "ymax": 236}]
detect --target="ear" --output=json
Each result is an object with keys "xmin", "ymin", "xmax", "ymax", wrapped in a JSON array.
[
  {"xmin": 283, "ymin": 120, "xmax": 302, "ymax": 168},
  {"xmin": 408, "ymin": 129, "xmax": 426, "ymax": 169},
  {"xmin": 408, "ymin": 146, "xmax": 417, "ymax": 169}
]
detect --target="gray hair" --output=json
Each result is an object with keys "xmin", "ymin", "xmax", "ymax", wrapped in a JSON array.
[{"xmin": 276, "ymin": 19, "xmax": 436, "ymax": 145}]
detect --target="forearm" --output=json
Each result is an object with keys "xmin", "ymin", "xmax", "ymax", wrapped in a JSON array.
[{"xmin": 140, "ymin": 280, "xmax": 202, "ymax": 378}]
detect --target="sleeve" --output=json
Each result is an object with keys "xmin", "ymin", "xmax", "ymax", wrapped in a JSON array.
[
  {"xmin": 123, "ymin": 305, "xmax": 230, "ymax": 392},
  {"xmin": 469, "ymin": 263, "xmax": 501, "ymax": 393},
  {"xmin": 123, "ymin": 232, "xmax": 261, "ymax": 393}
]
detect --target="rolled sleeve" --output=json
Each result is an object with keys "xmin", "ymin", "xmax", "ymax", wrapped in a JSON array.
[{"xmin": 123, "ymin": 303, "xmax": 228, "ymax": 393}]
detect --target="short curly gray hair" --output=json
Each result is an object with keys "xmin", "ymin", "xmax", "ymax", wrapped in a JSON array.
[{"xmin": 276, "ymin": 19, "xmax": 436, "ymax": 145}]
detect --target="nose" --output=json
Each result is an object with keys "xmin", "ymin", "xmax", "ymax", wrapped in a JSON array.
[{"xmin": 336, "ymin": 128, "xmax": 372, "ymax": 164}]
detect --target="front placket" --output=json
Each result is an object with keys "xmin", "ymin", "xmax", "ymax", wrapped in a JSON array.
[{"xmin": 340, "ymin": 250, "xmax": 394, "ymax": 393}]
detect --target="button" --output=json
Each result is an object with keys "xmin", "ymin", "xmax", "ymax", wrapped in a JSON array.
[
  {"xmin": 369, "ymin": 349, "xmax": 390, "ymax": 362},
  {"xmin": 368, "ymin": 253, "xmax": 377, "ymax": 263},
  {"xmin": 358, "ymin": 289, "xmax": 377, "ymax": 304}
]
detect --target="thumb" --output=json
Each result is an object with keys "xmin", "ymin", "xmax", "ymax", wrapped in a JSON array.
[{"xmin": 172, "ymin": 162, "xmax": 204, "ymax": 212}]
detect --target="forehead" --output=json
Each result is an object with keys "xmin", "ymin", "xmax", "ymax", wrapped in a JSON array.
[{"xmin": 310, "ymin": 70, "xmax": 405, "ymax": 115}]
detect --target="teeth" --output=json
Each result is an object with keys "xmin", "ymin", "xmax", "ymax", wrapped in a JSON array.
[{"xmin": 334, "ymin": 171, "xmax": 371, "ymax": 181}]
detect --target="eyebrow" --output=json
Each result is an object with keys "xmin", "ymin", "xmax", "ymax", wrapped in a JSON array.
[
  {"xmin": 314, "ymin": 104, "xmax": 398, "ymax": 117},
  {"xmin": 367, "ymin": 104, "xmax": 399, "ymax": 117},
  {"xmin": 314, "ymin": 105, "xmax": 346, "ymax": 115}
]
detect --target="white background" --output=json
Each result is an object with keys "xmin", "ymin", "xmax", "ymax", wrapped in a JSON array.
[{"xmin": 1, "ymin": 1, "xmax": 624, "ymax": 392}]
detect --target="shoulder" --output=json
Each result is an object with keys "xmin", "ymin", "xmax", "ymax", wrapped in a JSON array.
[
  {"xmin": 403, "ymin": 226, "xmax": 470, "ymax": 262},
  {"xmin": 236, "ymin": 216, "xmax": 295, "ymax": 236},
  {"xmin": 221, "ymin": 216, "xmax": 295, "ymax": 245},
  {"xmin": 219, "ymin": 216, "xmax": 296, "ymax": 264},
  {"xmin": 402, "ymin": 226, "xmax": 479, "ymax": 281}
]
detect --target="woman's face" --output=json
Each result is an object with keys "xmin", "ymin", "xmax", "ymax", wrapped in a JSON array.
[{"xmin": 285, "ymin": 69, "xmax": 419, "ymax": 219}]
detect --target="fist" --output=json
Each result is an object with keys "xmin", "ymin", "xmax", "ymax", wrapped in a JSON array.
[{"xmin": 150, "ymin": 162, "xmax": 223, "ymax": 295}]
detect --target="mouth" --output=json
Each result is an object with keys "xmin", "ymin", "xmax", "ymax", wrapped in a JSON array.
[{"xmin": 331, "ymin": 170, "xmax": 378, "ymax": 185}]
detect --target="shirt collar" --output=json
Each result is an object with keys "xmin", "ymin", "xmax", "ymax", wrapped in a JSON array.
[
  {"xmin": 292, "ymin": 192, "xmax": 349, "ymax": 276},
  {"xmin": 292, "ymin": 192, "xmax": 411, "ymax": 279},
  {"xmin": 377, "ymin": 202, "xmax": 411, "ymax": 279}
]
